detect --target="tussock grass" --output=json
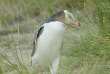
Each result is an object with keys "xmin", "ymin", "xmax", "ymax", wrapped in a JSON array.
[{"xmin": 0, "ymin": 0, "xmax": 110, "ymax": 74}]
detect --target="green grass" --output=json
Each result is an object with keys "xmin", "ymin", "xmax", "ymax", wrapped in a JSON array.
[{"xmin": 0, "ymin": 0, "xmax": 110, "ymax": 74}]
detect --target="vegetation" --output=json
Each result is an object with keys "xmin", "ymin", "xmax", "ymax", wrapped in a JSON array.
[{"xmin": 0, "ymin": 0, "xmax": 110, "ymax": 74}]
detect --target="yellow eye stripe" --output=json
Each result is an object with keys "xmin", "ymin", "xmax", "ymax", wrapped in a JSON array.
[{"xmin": 64, "ymin": 10, "xmax": 75, "ymax": 20}]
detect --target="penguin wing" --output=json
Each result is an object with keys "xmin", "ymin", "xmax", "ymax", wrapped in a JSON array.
[{"xmin": 31, "ymin": 26, "xmax": 44, "ymax": 57}]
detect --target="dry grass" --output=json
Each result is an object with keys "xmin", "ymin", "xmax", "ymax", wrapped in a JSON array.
[{"xmin": 0, "ymin": 0, "xmax": 110, "ymax": 74}]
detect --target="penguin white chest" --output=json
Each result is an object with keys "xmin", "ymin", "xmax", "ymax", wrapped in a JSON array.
[{"xmin": 32, "ymin": 21, "xmax": 66, "ymax": 72}]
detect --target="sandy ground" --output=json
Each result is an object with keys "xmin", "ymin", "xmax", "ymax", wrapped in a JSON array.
[{"xmin": 0, "ymin": 33, "xmax": 35, "ymax": 73}]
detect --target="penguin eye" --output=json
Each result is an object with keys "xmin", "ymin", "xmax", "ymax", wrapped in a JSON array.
[
  {"xmin": 65, "ymin": 15, "xmax": 69, "ymax": 19},
  {"xmin": 67, "ymin": 16, "xmax": 69, "ymax": 18}
]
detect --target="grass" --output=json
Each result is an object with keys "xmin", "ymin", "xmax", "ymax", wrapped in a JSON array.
[{"xmin": 0, "ymin": 0, "xmax": 110, "ymax": 74}]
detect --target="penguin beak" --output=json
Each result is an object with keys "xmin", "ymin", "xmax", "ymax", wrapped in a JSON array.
[{"xmin": 72, "ymin": 20, "xmax": 81, "ymax": 26}]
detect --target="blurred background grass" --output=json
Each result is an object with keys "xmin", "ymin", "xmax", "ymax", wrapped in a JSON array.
[{"xmin": 0, "ymin": 0, "xmax": 110, "ymax": 74}]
